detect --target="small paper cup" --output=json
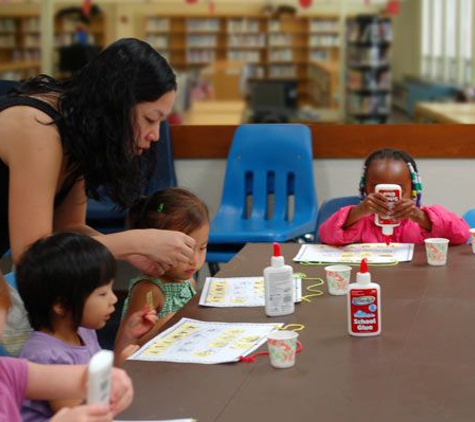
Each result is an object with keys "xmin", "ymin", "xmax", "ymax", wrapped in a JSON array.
[
  {"xmin": 469, "ymin": 229, "xmax": 475, "ymax": 254},
  {"xmin": 267, "ymin": 330, "xmax": 299, "ymax": 369},
  {"xmin": 424, "ymin": 238, "xmax": 449, "ymax": 266},
  {"xmin": 324, "ymin": 265, "xmax": 352, "ymax": 295}
]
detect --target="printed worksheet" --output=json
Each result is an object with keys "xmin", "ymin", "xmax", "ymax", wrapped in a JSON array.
[
  {"xmin": 128, "ymin": 318, "xmax": 283, "ymax": 364},
  {"xmin": 199, "ymin": 276, "xmax": 302, "ymax": 307},
  {"xmin": 293, "ymin": 243, "xmax": 414, "ymax": 264}
]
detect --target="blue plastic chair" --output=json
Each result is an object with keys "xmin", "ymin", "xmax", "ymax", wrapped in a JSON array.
[
  {"xmin": 207, "ymin": 124, "xmax": 318, "ymax": 270},
  {"xmin": 462, "ymin": 209, "xmax": 475, "ymax": 228},
  {"xmin": 314, "ymin": 195, "xmax": 361, "ymax": 242},
  {"xmin": 86, "ymin": 120, "xmax": 177, "ymax": 233},
  {"xmin": 0, "ymin": 79, "xmax": 18, "ymax": 96}
]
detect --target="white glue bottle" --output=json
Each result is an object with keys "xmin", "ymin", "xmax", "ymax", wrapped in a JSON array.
[
  {"xmin": 264, "ymin": 242, "xmax": 294, "ymax": 317},
  {"xmin": 87, "ymin": 350, "xmax": 114, "ymax": 405},
  {"xmin": 374, "ymin": 183, "xmax": 402, "ymax": 244},
  {"xmin": 347, "ymin": 259, "xmax": 381, "ymax": 337}
]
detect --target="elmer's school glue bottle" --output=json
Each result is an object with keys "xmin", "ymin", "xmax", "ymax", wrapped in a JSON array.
[
  {"xmin": 264, "ymin": 242, "xmax": 294, "ymax": 317},
  {"xmin": 374, "ymin": 183, "xmax": 401, "ymax": 244},
  {"xmin": 347, "ymin": 259, "xmax": 381, "ymax": 337}
]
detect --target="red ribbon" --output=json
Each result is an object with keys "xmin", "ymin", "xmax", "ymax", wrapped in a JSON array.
[{"xmin": 240, "ymin": 340, "xmax": 303, "ymax": 363}]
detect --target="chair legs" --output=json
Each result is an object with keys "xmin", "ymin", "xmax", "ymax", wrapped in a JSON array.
[{"xmin": 208, "ymin": 262, "xmax": 220, "ymax": 277}]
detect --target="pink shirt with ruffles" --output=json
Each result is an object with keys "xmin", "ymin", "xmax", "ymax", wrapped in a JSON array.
[{"xmin": 319, "ymin": 204, "xmax": 469, "ymax": 246}]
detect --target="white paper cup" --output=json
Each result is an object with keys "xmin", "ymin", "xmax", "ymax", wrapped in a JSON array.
[
  {"xmin": 267, "ymin": 330, "xmax": 299, "ymax": 369},
  {"xmin": 470, "ymin": 229, "xmax": 475, "ymax": 254},
  {"xmin": 424, "ymin": 238, "xmax": 449, "ymax": 266},
  {"xmin": 324, "ymin": 265, "xmax": 352, "ymax": 295}
]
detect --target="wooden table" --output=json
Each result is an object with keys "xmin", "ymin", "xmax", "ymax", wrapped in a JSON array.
[
  {"xmin": 121, "ymin": 243, "xmax": 475, "ymax": 422},
  {"xmin": 414, "ymin": 102, "xmax": 475, "ymax": 124}
]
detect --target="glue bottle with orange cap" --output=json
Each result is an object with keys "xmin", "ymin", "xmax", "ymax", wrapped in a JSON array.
[{"xmin": 347, "ymin": 258, "xmax": 381, "ymax": 337}]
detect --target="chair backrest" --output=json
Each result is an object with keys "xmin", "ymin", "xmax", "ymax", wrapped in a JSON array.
[
  {"xmin": 315, "ymin": 195, "xmax": 361, "ymax": 242},
  {"xmin": 219, "ymin": 124, "xmax": 317, "ymax": 224},
  {"xmin": 462, "ymin": 209, "xmax": 475, "ymax": 228},
  {"xmin": 0, "ymin": 80, "xmax": 19, "ymax": 96},
  {"xmin": 86, "ymin": 119, "xmax": 177, "ymax": 232}
]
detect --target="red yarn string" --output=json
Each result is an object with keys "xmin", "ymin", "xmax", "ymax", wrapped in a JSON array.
[{"xmin": 239, "ymin": 340, "xmax": 303, "ymax": 363}]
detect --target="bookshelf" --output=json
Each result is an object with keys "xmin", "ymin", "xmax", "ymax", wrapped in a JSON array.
[
  {"xmin": 53, "ymin": 12, "xmax": 106, "ymax": 78},
  {"xmin": 345, "ymin": 15, "xmax": 392, "ymax": 123},
  {"xmin": 144, "ymin": 14, "xmax": 343, "ymax": 106},
  {"xmin": 0, "ymin": 12, "xmax": 106, "ymax": 81},
  {"xmin": 0, "ymin": 15, "xmax": 40, "ymax": 80}
]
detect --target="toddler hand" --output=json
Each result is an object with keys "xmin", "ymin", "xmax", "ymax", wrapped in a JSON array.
[
  {"xmin": 392, "ymin": 200, "xmax": 432, "ymax": 230},
  {"xmin": 124, "ymin": 306, "xmax": 158, "ymax": 340},
  {"xmin": 391, "ymin": 198, "xmax": 418, "ymax": 221},
  {"xmin": 359, "ymin": 192, "xmax": 393, "ymax": 217},
  {"xmin": 50, "ymin": 404, "xmax": 112, "ymax": 422}
]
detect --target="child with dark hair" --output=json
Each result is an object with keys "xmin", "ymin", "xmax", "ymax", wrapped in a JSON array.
[
  {"xmin": 319, "ymin": 148, "xmax": 469, "ymax": 245},
  {"xmin": 117, "ymin": 187, "xmax": 209, "ymax": 345},
  {"xmin": 17, "ymin": 232, "xmax": 156, "ymax": 422},
  {"xmin": 0, "ymin": 272, "xmax": 133, "ymax": 422}
]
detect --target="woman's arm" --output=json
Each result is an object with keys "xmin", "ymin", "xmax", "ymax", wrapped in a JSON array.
[
  {"xmin": 2, "ymin": 106, "xmax": 64, "ymax": 263},
  {"xmin": 26, "ymin": 362, "xmax": 133, "ymax": 415},
  {"xmin": 1, "ymin": 106, "xmax": 195, "ymax": 273}
]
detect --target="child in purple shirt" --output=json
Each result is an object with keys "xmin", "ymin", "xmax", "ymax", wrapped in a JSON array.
[
  {"xmin": 17, "ymin": 232, "xmax": 156, "ymax": 421},
  {"xmin": 319, "ymin": 148, "xmax": 469, "ymax": 245},
  {"xmin": 0, "ymin": 272, "xmax": 133, "ymax": 422}
]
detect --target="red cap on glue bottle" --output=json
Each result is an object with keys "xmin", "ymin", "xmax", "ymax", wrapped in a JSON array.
[
  {"xmin": 356, "ymin": 258, "xmax": 371, "ymax": 285},
  {"xmin": 271, "ymin": 242, "xmax": 285, "ymax": 268}
]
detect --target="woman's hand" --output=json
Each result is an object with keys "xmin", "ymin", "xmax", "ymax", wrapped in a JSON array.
[
  {"xmin": 126, "ymin": 229, "xmax": 196, "ymax": 276},
  {"xmin": 50, "ymin": 405, "xmax": 113, "ymax": 422},
  {"xmin": 109, "ymin": 368, "xmax": 134, "ymax": 415}
]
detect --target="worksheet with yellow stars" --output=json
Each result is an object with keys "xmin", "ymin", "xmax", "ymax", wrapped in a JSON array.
[
  {"xmin": 293, "ymin": 243, "xmax": 414, "ymax": 264},
  {"xmin": 199, "ymin": 276, "xmax": 302, "ymax": 307},
  {"xmin": 128, "ymin": 318, "xmax": 283, "ymax": 364}
]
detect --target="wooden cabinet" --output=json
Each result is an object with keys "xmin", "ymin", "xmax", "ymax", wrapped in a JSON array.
[
  {"xmin": 144, "ymin": 14, "xmax": 342, "ymax": 106},
  {"xmin": 308, "ymin": 60, "xmax": 339, "ymax": 108}
]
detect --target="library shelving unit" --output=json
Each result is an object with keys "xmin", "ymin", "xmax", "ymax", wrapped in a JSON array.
[
  {"xmin": 144, "ymin": 14, "xmax": 343, "ymax": 107},
  {"xmin": 345, "ymin": 15, "xmax": 392, "ymax": 123},
  {"xmin": 0, "ymin": 15, "xmax": 41, "ymax": 80},
  {"xmin": 0, "ymin": 12, "xmax": 106, "ymax": 81},
  {"xmin": 54, "ymin": 12, "xmax": 106, "ymax": 78}
]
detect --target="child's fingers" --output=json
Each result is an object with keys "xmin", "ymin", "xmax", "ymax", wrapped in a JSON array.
[
  {"xmin": 144, "ymin": 313, "xmax": 158, "ymax": 325},
  {"xmin": 366, "ymin": 196, "xmax": 391, "ymax": 215},
  {"xmin": 392, "ymin": 202, "xmax": 415, "ymax": 220}
]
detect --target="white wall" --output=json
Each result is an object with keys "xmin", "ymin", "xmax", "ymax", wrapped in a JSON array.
[{"xmin": 176, "ymin": 158, "xmax": 475, "ymax": 217}]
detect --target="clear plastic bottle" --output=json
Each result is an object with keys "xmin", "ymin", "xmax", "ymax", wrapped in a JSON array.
[
  {"xmin": 374, "ymin": 183, "xmax": 401, "ymax": 244},
  {"xmin": 347, "ymin": 259, "xmax": 381, "ymax": 337},
  {"xmin": 264, "ymin": 242, "xmax": 294, "ymax": 317}
]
